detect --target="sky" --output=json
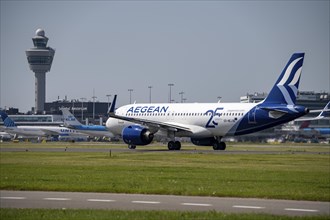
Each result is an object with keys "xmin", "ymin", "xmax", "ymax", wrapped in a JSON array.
[{"xmin": 1, "ymin": 1, "xmax": 329, "ymax": 112}]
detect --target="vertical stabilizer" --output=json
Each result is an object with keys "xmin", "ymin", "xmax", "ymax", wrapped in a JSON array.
[
  {"xmin": 108, "ymin": 95, "xmax": 117, "ymax": 114},
  {"xmin": 60, "ymin": 108, "xmax": 82, "ymax": 126},
  {"xmin": 0, "ymin": 112, "xmax": 17, "ymax": 127},
  {"xmin": 264, "ymin": 53, "xmax": 305, "ymax": 105}
]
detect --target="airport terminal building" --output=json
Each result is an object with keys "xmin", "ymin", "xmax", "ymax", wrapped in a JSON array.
[
  {"xmin": 1, "ymin": 99, "xmax": 109, "ymax": 126},
  {"xmin": 44, "ymin": 99, "xmax": 109, "ymax": 125},
  {"xmin": 241, "ymin": 91, "xmax": 329, "ymax": 111}
]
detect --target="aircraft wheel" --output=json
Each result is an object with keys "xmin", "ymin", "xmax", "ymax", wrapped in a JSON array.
[
  {"xmin": 213, "ymin": 142, "xmax": 220, "ymax": 150},
  {"xmin": 219, "ymin": 142, "xmax": 226, "ymax": 150},
  {"xmin": 168, "ymin": 141, "xmax": 175, "ymax": 150},
  {"xmin": 128, "ymin": 145, "xmax": 136, "ymax": 149},
  {"xmin": 213, "ymin": 142, "xmax": 226, "ymax": 150},
  {"xmin": 174, "ymin": 141, "xmax": 181, "ymax": 150}
]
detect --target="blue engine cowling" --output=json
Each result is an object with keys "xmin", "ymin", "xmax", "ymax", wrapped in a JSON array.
[
  {"xmin": 122, "ymin": 125, "xmax": 154, "ymax": 145},
  {"xmin": 191, "ymin": 137, "xmax": 215, "ymax": 146}
]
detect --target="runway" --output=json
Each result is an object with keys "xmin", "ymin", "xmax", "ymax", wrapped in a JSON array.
[{"xmin": 1, "ymin": 190, "xmax": 329, "ymax": 216}]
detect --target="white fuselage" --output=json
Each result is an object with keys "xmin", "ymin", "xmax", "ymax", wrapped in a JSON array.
[
  {"xmin": 4, "ymin": 126, "xmax": 86, "ymax": 138},
  {"xmin": 106, "ymin": 102, "xmax": 257, "ymax": 138},
  {"xmin": 74, "ymin": 127, "xmax": 114, "ymax": 138}
]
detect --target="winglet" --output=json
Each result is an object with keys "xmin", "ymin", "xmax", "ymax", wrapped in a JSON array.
[
  {"xmin": 0, "ymin": 111, "xmax": 17, "ymax": 127},
  {"xmin": 108, "ymin": 95, "xmax": 117, "ymax": 114}
]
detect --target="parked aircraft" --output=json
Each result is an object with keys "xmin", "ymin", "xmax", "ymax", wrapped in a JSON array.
[
  {"xmin": 295, "ymin": 101, "xmax": 329, "ymax": 122},
  {"xmin": 0, "ymin": 111, "xmax": 87, "ymax": 139},
  {"xmin": 0, "ymin": 132, "xmax": 12, "ymax": 141},
  {"xmin": 106, "ymin": 53, "xmax": 309, "ymax": 150},
  {"xmin": 292, "ymin": 102, "xmax": 330, "ymax": 137},
  {"xmin": 61, "ymin": 108, "xmax": 114, "ymax": 138}
]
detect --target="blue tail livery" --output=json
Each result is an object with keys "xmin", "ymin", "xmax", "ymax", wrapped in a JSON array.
[
  {"xmin": 0, "ymin": 111, "xmax": 17, "ymax": 127},
  {"xmin": 264, "ymin": 53, "xmax": 304, "ymax": 105}
]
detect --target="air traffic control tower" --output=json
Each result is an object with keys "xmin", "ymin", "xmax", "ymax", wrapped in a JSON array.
[{"xmin": 26, "ymin": 29, "xmax": 55, "ymax": 113}]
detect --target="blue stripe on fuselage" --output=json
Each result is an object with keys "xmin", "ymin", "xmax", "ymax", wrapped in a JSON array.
[{"xmin": 72, "ymin": 125, "xmax": 108, "ymax": 131}]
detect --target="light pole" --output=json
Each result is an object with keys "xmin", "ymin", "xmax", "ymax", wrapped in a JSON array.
[
  {"xmin": 92, "ymin": 89, "xmax": 97, "ymax": 120},
  {"xmin": 72, "ymin": 100, "xmax": 75, "ymax": 115},
  {"xmin": 148, "ymin": 86, "xmax": 152, "ymax": 103},
  {"xmin": 128, "ymin": 89, "xmax": 133, "ymax": 104},
  {"xmin": 168, "ymin": 83, "xmax": 174, "ymax": 103},
  {"xmin": 80, "ymin": 97, "xmax": 86, "ymax": 121},
  {"xmin": 179, "ymin": 91, "xmax": 184, "ymax": 103},
  {"xmin": 106, "ymin": 94, "xmax": 111, "ymax": 110}
]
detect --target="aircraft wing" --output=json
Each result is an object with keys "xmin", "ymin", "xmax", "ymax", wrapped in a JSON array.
[{"xmin": 108, "ymin": 113, "xmax": 192, "ymax": 133}]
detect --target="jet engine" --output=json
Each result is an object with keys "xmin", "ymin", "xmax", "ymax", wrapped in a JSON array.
[{"xmin": 122, "ymin": 125, "xmax": 154, "ymax": 145}]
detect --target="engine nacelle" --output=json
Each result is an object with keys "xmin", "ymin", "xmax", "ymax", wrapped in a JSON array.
[
  {"xmin": 191, "ymin": 137, "xmax": 215, "ymax": 146},
  {"xmin": 122, "ymin": 125, "xmax": 154, "ymax": 145}
]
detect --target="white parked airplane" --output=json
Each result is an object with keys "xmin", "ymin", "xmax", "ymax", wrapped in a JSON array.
[
  {"xmin": 106, "ymin": 53, "xmax": 309, "ymax": 150},
  {"xmin": 0, "ymin": 111, "xmax": 87, "ymax": 139},
  {"xmin": 295, "ymin": 101, "xmax": 329, "ymax": 122},
  {"xmin": 61, "ymin": 108, "xmax": 114, "ymax": 138},
  {"xmin": 293, "ymin": 102, "xmax": 330, "ymax": 137}
]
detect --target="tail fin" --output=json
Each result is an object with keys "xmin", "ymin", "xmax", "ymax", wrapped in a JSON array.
[
  {"xmin": 264, "ymin": 53, "xmax": 305, "ymax": 105},
  {"xmin": 108, "ymin": 95, "xmax": 117, "ymax": 115},
  {"xmin": 0, "ymin": 111, "xmax": 17, "ymax": 127},
  {"xmin": 60, "ymin": 108, "xmax": 82, "ymax": 126}
]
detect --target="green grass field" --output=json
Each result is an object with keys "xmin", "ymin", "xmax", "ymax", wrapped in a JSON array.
[
  {"xmin": 1, "ymin": 209, "xmax": 329, "ymax": 220},
  {"xmin": 1, "ymin": 142, "xmax": 329, "ymax": 201}
]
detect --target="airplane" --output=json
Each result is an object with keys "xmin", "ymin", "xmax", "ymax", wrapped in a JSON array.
[
  {"xmin": 61, "ymin": 107, "xmax": 114, "ymax": 138},
  {"xmin": 295, "ymin": 101, "xmax": 329, "ymax": 122},
  {"xmin": 106, "ymin": 53, "xmax": 309, "ymax": 150},
  {"xmin": 0, "ymin": 111, "xmax": 87, "ymax": 139},
  {"xmin": 0, "ymin": 131, "xmax": 12, "ymax": 141},
  {"xmin": 279, "ymin": 101, "xmax": 329, "ymax": 133},
  {"xmin": 292, "ymin": 102, "xmax": 330, "ymax": 137}
]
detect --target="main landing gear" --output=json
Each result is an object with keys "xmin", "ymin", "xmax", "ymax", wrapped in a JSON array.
[
  {"xmin": 213, "ymin": 141, "xmax": 226, "ymax": 150},
  {"xmin": 128, "ymin": 145, "xmax": 136, "ymax": 149},
  {"xmin": 167, "ymin": 141, "xmax": 181, "ymax": 151}
]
